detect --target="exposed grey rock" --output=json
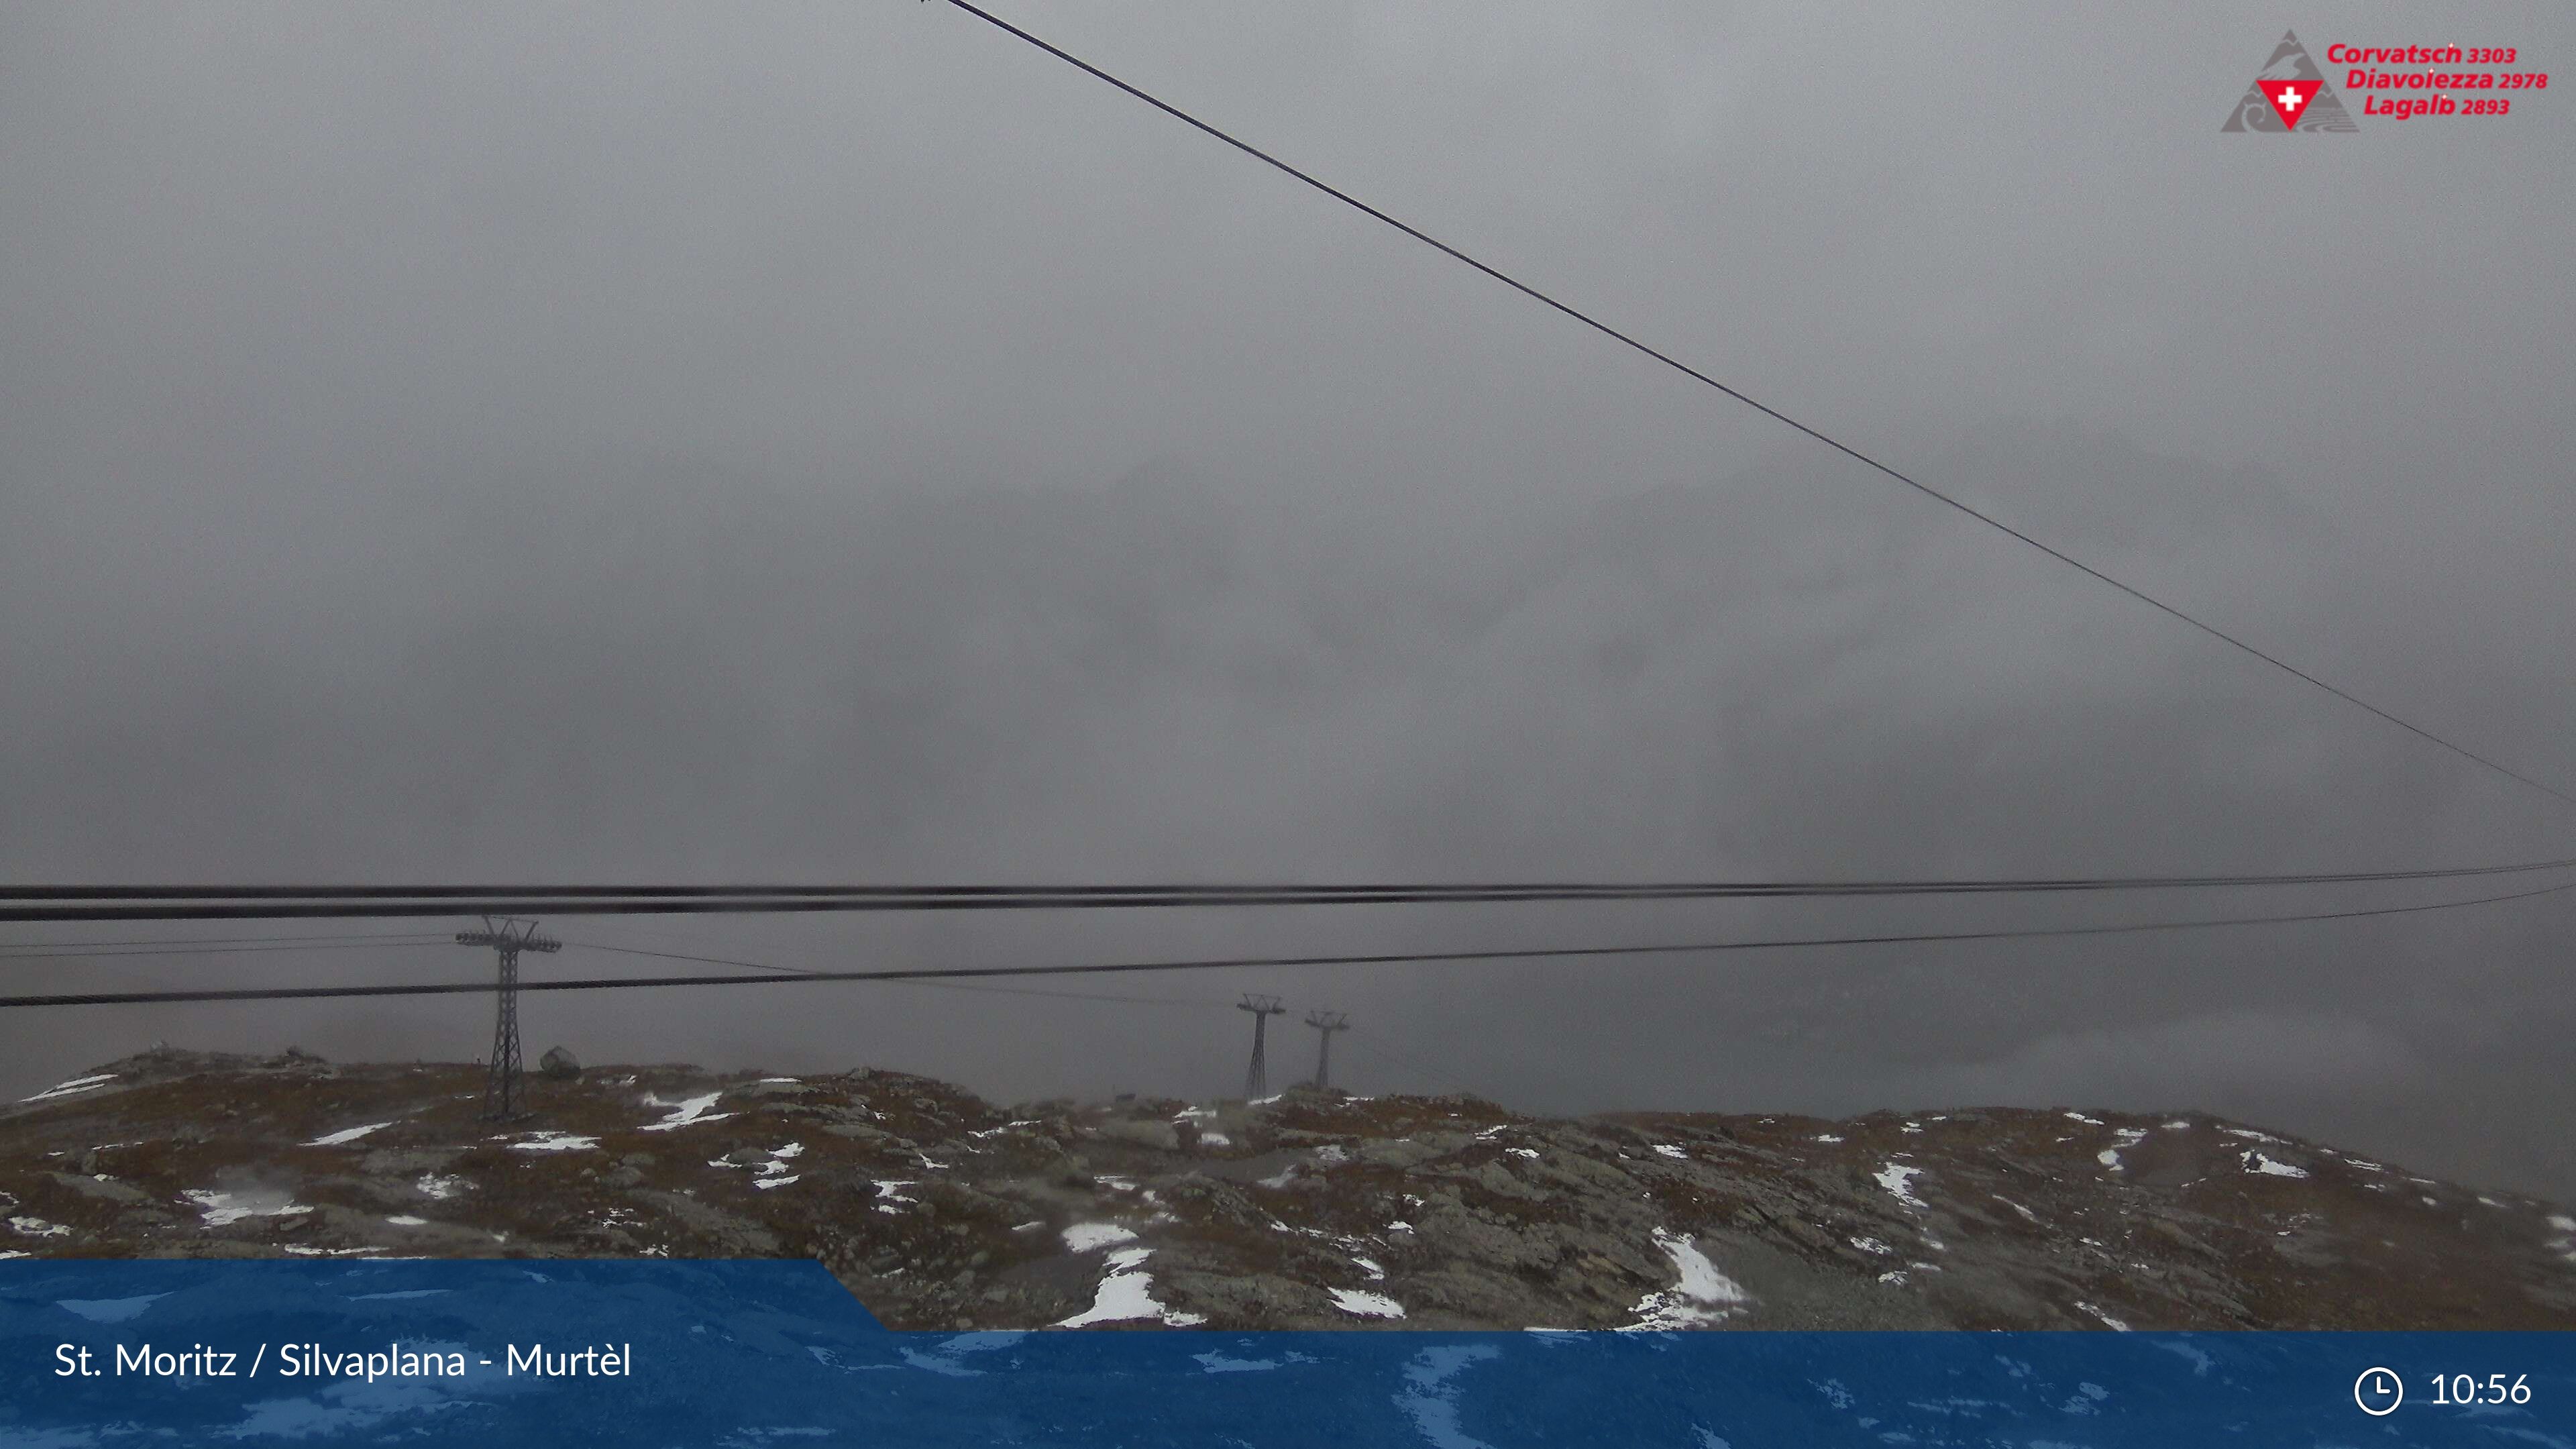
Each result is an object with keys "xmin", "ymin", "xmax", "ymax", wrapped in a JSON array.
[
  {"xmin": 635, "ymin": 1190, "xmax": 780, "ymax": 1255},
  {"xmin": 359, "ymin": 1148, "xmax": 462, "ymax": 1175},
  {"xmin": 7, "ymin": 1052, "xmax": 2569, "ymax": 1334},
  {"xmin": 1161, "ymin": 1268, "xmax": 1322, "ymax": 1325},
  {"xmin": 1089, "ymin": 1119, "xmax": 1178, "ymax": 1151},
  {"xmin": 1354, "ymin": 1138, "xmax": 1446, "ymax": 1169},
  {"xmin": 48, "ymin": 1172, "xmax": 154, "ymax": 1205}
]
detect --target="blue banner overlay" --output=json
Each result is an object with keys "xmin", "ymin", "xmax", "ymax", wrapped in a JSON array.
[{"xmin": 2, "ymin": 1260, "xmax": 2569, "ymax": 1446}]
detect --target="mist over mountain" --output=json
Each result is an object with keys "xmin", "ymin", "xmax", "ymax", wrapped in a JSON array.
[{"xmin": 6, "ymin": 426, "xmax": 2571, "ymax": 1205}]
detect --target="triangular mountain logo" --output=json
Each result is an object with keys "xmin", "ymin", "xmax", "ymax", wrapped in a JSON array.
[{"xmin": 2221, "ymin": 31, "xmax": 2359, "ymax": 132}]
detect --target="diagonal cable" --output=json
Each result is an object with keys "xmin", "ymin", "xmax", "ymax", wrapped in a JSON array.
[{"xmin": 930, "ymin": 0, "xmax": 2575, "ymax": 810}]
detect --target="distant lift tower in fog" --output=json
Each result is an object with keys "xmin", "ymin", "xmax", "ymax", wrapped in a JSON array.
[
  {"xmin": 456, "ymin": 916, "xmax": 560, "ymax": 1120},
  {"xmin": 1238, "ymin": 994, "xmax": 1288, "ymax": 1099},
  {"xmin": 1303, "ymin": 1010, "xmax": 1349, "ymax": 1091}
]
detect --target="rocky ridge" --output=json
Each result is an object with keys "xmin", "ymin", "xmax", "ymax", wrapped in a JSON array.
[{"xmin": 5, "ymin": 1046, "xmax": 2573, "ymax": 1331}]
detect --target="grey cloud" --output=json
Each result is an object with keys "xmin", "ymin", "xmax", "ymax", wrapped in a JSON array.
[{"xmin": 3, "ymin": 3, "xmax": 2571, "ymax": 1201}]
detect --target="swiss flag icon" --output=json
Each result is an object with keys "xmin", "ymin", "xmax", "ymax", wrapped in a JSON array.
[{"xmin": 2263, "ymin": 79, "xmax": 2322, "ymax": 129}]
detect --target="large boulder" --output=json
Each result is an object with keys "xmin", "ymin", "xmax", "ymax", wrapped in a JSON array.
[
  {"xmin": 1089, "ymin": 1118, "xmax": 1178, "ymax": 1151},
  {"xmin": 538, "ymin": 1046, "xmax": 581, "ymax": 1080}
]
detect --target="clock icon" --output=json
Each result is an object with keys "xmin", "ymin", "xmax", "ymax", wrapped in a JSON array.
[{"xmin": 2355, "ymin": 1366, "xmax": 2404, "ymax": 1417}]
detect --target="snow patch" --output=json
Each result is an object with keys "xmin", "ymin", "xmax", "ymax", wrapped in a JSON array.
[
  {"xmin": 2243, "ymin": 1151, "xmax": 2308, "ymax": 1179},
  {"xmin": 1063, "ymin": 1222, "xmax": 1138, "ymax": 1253},
  {"xmin": 1653, "ymin": 1144, "xmax": 1688, "ymax": 1160},
  {"xmin": 1057, "ymin": 1247, "xmax": 1205, "ymax": 1328},
  {"xmin": 712, "ymin": 1142, "xmax": 803, "ymax": 1185},
  {"xmin": 2547, "ymin": 1218, "xmax": 2576, "ymax": 1267},
  {"xmin": 56, "ymin": 1294, "xmax": 168, "ymax": 1324},
  {"xmin": 508, "ymin": 1132, "xmax": 598, "ymax": 1152},
  {"xmin": 1395, "ymin": 1344, "xmax": 1501, "ymax": 1449},
  {"xmin": 386, "ymin": 1216, "xmax": 429, "ymax": 1227},
  {"xmin": 1623, "ymin": 1228, "xmax": 1750, "ymax": 1329},
  {"xmin": 1330, "ymin": 1288, "xmax": 1406, "ymax": 1320},
  {"xmin": 305, "ymin": 1122, "xmax": 393, "ymax": 1147},
  {"xmin": 414, "ymin": 1174, "xmax": 466, "ymax": 1199},
  {"xmin": 182, "ymin": 1189, "xmax": 311, "ymax": 1226},
  {"xmin": 2097, "ymin": 1127, "xmax": 2147, "ymax": 1171},
  {"xmin": 2075, "ymin": 1301, "xmax": 2132, "ymax": 1332},
  {"xmin": 2159, "ymin": 1340, "xmax": 2215, "ymax": 1375},
  {"xmin": 639, "ymin": 1091, "xmax": 732, "ymax": 1132},
  {"xmin": 1874, "ymin": 1162, "xmax": 1929, "ymax": 1210},
  {"xmin": 21, "ymin": 1073, "xmax": 118, "ymax": 1103}
]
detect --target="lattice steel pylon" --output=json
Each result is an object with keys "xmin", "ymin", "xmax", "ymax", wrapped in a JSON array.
[
  {"xmin": 1303, "ymin": 1010, "xmax": 1349, "ymax": 1091},
  {"xmin": 1237, "ymin": 993, "xmax": 1287, "ymax": 1099},
  {"xmin": 455, "ymin": 916, "xmax": 561, "ymax": 1120}
]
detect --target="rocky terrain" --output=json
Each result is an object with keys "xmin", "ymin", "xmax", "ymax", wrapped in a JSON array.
[{"xmin": 5, "ymin": 1045, "xmax": 2573, "ymax": 1331}]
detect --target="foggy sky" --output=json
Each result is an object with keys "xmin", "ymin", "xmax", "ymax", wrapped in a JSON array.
[{"xmin": 5, "ymin": 3, "xmax": 2574, "ymax": 1201}]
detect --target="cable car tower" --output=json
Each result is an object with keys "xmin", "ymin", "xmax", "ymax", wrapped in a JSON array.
[
  {"xmin": 1303, "ymin": 1010, "xmax": 1349, "ymax": 1090},
  {"xmin": 1237, "ymin": 993, "xmax": 1287, "ymax": 1099},
  {"xmin": 456, "ymin": 915, "xmax": 559, "ymax": 1120}
]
